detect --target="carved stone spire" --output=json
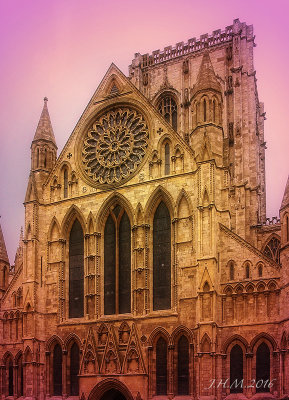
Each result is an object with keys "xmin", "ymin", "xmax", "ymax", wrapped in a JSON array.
[
  {"xmin": 14, "ymin": 227, "xmax": 23, "ymax": 268},
  {"xmin": 191, "ymin": 51, "xmax": 221, "ymax": 97},
  {"xmin": 33, "ymin": 97, "xmax": 56, "ymax": 145},
  {"xmin": 0, "ymin": 221, "xmax": 9, "ymax": 265},
  {"xmin": 31, "ymin": 98, "xmax": 57, "ymax": 173}
]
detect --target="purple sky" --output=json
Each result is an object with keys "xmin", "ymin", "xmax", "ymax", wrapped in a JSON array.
[{"xmin": 0, "ymin": 0, "xmax": 288, "ymax": 262}]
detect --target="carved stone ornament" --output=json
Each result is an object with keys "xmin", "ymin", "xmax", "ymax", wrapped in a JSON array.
[{"xmin": 82, "ymin": 108, "xmax": 149, "ymax": 185}]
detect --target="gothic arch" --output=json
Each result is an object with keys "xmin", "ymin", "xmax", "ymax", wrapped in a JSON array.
[
  {"xmin": 242, "ymin": 260, "xmax": 252, "ymax": 278},
  {"xmin": 262, "ymin": 233, "xmax": 281, "ymax": 264},
  {"xmin": 202, "ymin": 187, "xmax": 210, "ymax": 206},
  {"xmin": 175, "ymin": 188, "xmax": 192, "ymax": 217},
  {"xmin": 96, "ymin": 192, "xmax": 135, "ymax": 231},
  {"xmin": 268, "ymin": 280, "xmax": 278, "ymax": 290},
  {"xmin": 48, "ymin": 217, "xmax": 61, "ymax": 241},
  {"xmin": 200, "ymin": 333, "xmax": 212, "ymax": 352},
  {"xmin": 170, "ymin": 325, "xmax": 194, "ymax": 346},
  {"xmin": 64, "ymin": 332, "xmax": 83, "ymax": 352},
  {"xmin": 46, "ymin": 335, "xmax": 65, "ymax": 352},
  {"xmin": 157, "ymin": 134, "xmax": 173, "ymax": 151},
  {"xmin": 61, "ymin": 205, "xmax": 86, "ymax": 237},
  {"xmin": 200, "ymin": 94, "xmax": 210, "ymax": 122},
  {"xmin": 59, "ymin": 160, "xmax": 72, "ymax": 174},
  {"xmin": 148, "ymin": 327, "xmax": 170, "ymax": 347},
  {"xmin": 135, "ymin": 202, "xmax": 144, "ymax": 225},
  {"xmin": 87, "ymin": 212, "xmax": 95, "ymax": 234},
  {"xmin": 14, "ymin": 350, "xmax": 23, "ymax": 364},
  {"xmin": 144, "ymin": 185, "xmax": 175, "ymax": 222},
  {"xmin": 104, "ymin": 74, "xmax": 123, "ymax": 96},
  {"xmin": 227, "ymin": 260, "xmax": 235, "ymax": 281},
  {"xmin": 223, "ymin": 334, "xmax": 249, "ymax": 353},
  {"xmin": 250, "ymin": 332, "xmax": 277, "ymax": 351},
  {"xmin": 234, "ymin": 284, "xmax": 244, "ymax": 294},
  {"xmin": 256, "ymin": 261, "xmax": 264, "ymax": 277},
  {"xmin": 245, "ymin": 283, "xmax": 255, "ymax": 293},
  {"xmin": 152, "ymin": 88, "xmax": 180, "ymax": 108},
  {"xmin": 3, "ymin": 351, "xmax": 14, "ymax": 364},
  {"xmin": 281, "ymin": 331, "xmax": 287, "ymax": 349},
  {"xmin": 223, "ymin": 285, "xmax": 233, "ymax": 295},
  {"xmin": 256, "ymin": 281, "xmax": 266, "ymax": 292},
  {"xmin": 88, "ymin": 378, "xmax": 134, "ymax": 400},
  {"xmin": 24, "ymin": 346, "xmax": 33, "ymax": 362}
]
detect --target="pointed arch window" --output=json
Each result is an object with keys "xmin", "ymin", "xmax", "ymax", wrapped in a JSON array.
[
  {"xmin": 158, "ymin": 96, "xmax": 177, "ymax": 130},
  {"xmin": 245, "ymin": 263, "xmax": 250, "ymax": 279},
  {"xmin": 69, "ymin": 220, "xmax": 84, "ymax": 318},
  {"xmin": 70, "ymin": 342, "xmax": 80, "ymax": 395},
  {"xmin": 44, "ymin": 148, "xmax": 47, "ymax": 168},
  {"xmin": 256, "ymin": 342, "xmax": 270, "ymax": 392},
  {"xmin": 230, "ymin": 344, "xmax": 243, "ymax": 393},
  {"xmin": 229, "ymin": 262, "xmax": 234, "ymax": 281},
  {"xmin": 37, "ymin": 147, "xmax": 40, "ymax": 168},
  {"xmin": 263, "ymin": 237, "xmax": 281, "ymax": 264},
  {"xmin": 8, "ymin": 358, "xmax": 14, "ymax": 396},
  {"xmin": 177, "ymin": 335, "xmax": 189, "ymax": 395},
  {"xmin": 63, "ymin": 169, "xmax": 68, "ymax": 198},
  {"xmin": 153, "ymin": 201, "xmax": 171, "ymax": 310},
  {"xmin": 164, "ymin": 143, "xmax": 170, "ymax": 175},
  {"xmin": 213, "ymin": 99, "xmax": 216, "ymax": 122},
  {"xmin": 18, "ymin": 356, "xmax": 23, "ymax": 397},
  {"xmin": 53, "ymin": 344, "xmax": 62, "ymax": 396},
  {"xmin": 156, "ymin": 337, "xmax": 167, "ymax": 395},
  {"xmin": 203, "ymin": 98, "xmax": 207, "ymax": 122},
  {"xmin": 104, "ymin": 205, "xmax": 131, "ymax": 315},
  {"xmin": 258, "ymin": 264, "xmax": 263, "ymax": 277}
]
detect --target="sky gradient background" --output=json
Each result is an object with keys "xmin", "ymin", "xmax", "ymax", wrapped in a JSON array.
[{"xmin": 0, "ymin": 0, "xmax": 288, "ymax": 262}]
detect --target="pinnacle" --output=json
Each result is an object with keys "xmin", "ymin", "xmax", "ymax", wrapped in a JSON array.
[
  {"xmin": 191, "ymin": 51, "xmax": 221, "ymax": 97},
  {"xmin": 0, "ymin": 221, "xmax": 9, "ymax": 265},
  {"xmin": 281, "ymin": 175, "xmax": 289, "ymax": 210},
  {"xmin": 33, "ymin": 97, "xmax": 57, "ymax": 146}
]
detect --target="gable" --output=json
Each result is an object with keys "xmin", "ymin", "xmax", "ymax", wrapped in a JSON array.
[{"xmin": 43, "ymin": 64, "xmax": 196, "ymax": 198}]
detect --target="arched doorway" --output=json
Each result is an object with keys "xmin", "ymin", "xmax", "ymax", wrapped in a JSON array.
[
  {"xmin": 88, "ymin": 379, "xmax": 134, "ymax": 400},
  {"xmin": 100, "ymin": 389, "xmax": 127, "ymax": 400}
]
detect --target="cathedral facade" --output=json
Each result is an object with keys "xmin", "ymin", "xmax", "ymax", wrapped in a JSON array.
[{"xmin": 1, "ymin": 18, "xmax": 289, "ymax": 400}]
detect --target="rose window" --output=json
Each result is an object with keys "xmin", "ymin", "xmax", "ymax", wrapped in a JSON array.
[{"xmin": 82, "ymin": 108, "xmax": 149, "ymax": 184}]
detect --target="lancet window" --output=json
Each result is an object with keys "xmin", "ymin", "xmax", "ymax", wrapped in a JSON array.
[{"xmin": 104, "ymin": 205, "xmax": 131, "ymax": 315}]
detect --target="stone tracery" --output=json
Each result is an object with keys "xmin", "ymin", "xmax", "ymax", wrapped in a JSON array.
[{"xmin": 82, "ymin": 108, "xmax": 149, "ymax": 185}]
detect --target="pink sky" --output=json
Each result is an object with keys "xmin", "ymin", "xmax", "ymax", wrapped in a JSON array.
[{"xmin": 0, "ymin": 0, "xmax": 288, "ymax": 261}]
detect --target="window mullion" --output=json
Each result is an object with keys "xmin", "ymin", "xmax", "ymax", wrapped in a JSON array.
[{"xmin": 115, "ymin": 220, "xmax": 119, "ymax": 314}]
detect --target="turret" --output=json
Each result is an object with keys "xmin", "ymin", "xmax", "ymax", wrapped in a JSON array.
[
  {"xmin": 31, "ymin": 97, "xmax": 57, "ymax": 175},
  {"xmin": 0, "ymin": 222, "xmax": 10, "ymax": 297},
  {"xmin": 190, "ymin": 52, "xmax": 223, "ymax": 166},
  {"xmin": 191, "ymin": 51, "xmax": 223, "ymax": 131}
]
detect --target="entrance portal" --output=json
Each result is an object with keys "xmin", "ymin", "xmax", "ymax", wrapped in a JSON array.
[
  {"xmin": 88, "ymin": 379, "xmax": 134, "ymax": 400},
  {"xmin": 100, "ymin": 389, "xmax": 127, "ymax": 400}
]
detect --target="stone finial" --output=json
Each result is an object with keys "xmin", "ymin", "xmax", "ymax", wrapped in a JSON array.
[
  {"xmin": 0, "ymin": 221, "xmax": 9, "ymax": 265},
  {"xmin": 32, "ymin": 97, "xmax": 57, "ymax": 146},
  {"xmin": 191, "ymin": 51, "xmax": 222, "ymax": 97}
]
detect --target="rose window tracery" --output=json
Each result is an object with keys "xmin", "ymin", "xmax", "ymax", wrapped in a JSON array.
[{"xmin": 82, "ymin": 108, "xmax": 149, "ymax": 184}]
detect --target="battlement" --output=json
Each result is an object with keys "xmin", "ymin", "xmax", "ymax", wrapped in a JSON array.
[
  {"xmin": 129, "ymin": 19, "xmax": 253, "ymax": 72},
  {"xmin": 263, "ymin": 217, "xmax": 281, "ymax": 226}
]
